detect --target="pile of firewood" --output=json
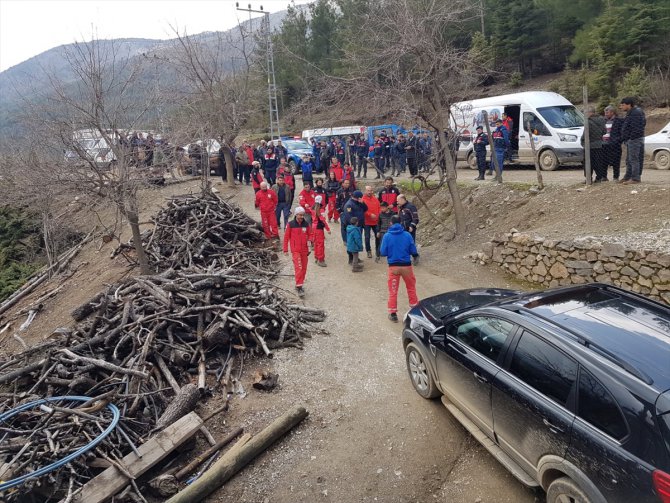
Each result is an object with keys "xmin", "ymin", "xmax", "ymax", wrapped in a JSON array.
[{"xmin": 0, "ymin": 192, "xmax": 326, "ymax": 501}]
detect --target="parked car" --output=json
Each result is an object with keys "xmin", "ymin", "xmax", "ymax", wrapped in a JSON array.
[
  {"xmin": 281, "ymin": 138, "xmax": 314, "ymax": 173},
  {"xmin": 402, "ymin": 283, "xmax": 670, "ymax": 503},
  {"xmin": 645, "ymin": 121, "xmax": 670, "ymax": 170}
]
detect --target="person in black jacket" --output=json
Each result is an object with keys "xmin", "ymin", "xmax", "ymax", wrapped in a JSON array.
[
  {"xmin": 619, "ymin": 96, "xmax": 646, "ymax": 184},
  {"xmin": 473, "ymin": 125, "xmax": 489, "ymax": 180},
  {"xmin": 397, "ymin": 194, "xmax": 419, "ymax": 264},
  {"xmin": 406, "ymin": 131, "xmax": 418, "ymax": 176},
  {"xmin": 341, "ymin": 190, "xmax": 368, "ymax": 253},
  {"xmin": 602, "ymin": 105, "xmax": 624, "ymax": 181}
]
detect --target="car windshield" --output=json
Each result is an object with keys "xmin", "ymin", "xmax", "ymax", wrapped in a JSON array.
[
  {"xmin": 537, "ymin": 105, "xmax": 583, "ymax": 129},
  {"xmin": 284, "ymin": 140, "xmax": 311, "ymax": 150}
]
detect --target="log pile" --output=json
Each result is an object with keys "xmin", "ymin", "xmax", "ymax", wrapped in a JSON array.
[{"xmin": 0, "ymin": 192, "xmax": 326, "ymax": 501}]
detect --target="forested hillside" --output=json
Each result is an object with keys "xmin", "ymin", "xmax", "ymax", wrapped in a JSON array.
[{"xmin": 272, "ymin": 0, "xmax": 669, "ymax": 114}]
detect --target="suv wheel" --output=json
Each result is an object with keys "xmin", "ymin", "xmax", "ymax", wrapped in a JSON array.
[
  {"xmin": 405, "ymin": 342, "xmax": 440, "ymax": 399},
  {"xmin": 546, "ymin": 476, "xmax": 592, "ymax": 503}
]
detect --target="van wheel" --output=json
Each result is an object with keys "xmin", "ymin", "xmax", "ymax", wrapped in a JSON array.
[
  {"xmin": 539, "ymin": 149, "xmax": 559, "ymax": 171},
  {"xmin": 653, "ymin": 150, "xmax": 670, "ymax": 170},
  {"xmin": 405, "ymin": 343, "xmax": 441, "ymax": 399},
  {"xmin": 467, "ymin": 151, "xmax": 478, "ymax": 170},
  {"xmin": 546, "ymin": 477, "xmax": 592, "ymax": 503}
]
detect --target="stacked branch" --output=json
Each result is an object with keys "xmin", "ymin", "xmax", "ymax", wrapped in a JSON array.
[{"xmin": 0, "ymin": 192, "xmax": 326, "ymax": 501}]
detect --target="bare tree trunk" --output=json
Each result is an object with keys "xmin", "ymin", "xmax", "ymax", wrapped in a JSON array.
[
  {"xmin": 437, "ymin": 128, "xmax": 466, "ymax": 235},
  {"xmin": 126, "ymin": 208, "xmax": 151, "ymax": 275},
  {"xmin": 223, "ymin": 148, "xmax": 236, "ymax": 188}
]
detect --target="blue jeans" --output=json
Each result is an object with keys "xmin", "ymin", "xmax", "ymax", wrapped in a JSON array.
[
  {"xmin": 624, "ymin": 137, "xmax": 644, "ymax": 181},
  {"xmin": 276, "ymin": 202, "xmax": 291, "ymax": 228}
]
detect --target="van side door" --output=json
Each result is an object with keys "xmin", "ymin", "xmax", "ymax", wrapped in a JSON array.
[{"xmin": 492, "ymin": 330, "xmax": 576, "ymax": 477}]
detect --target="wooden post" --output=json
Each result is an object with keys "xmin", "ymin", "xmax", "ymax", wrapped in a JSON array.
[
  {"xmin": 583, "ymin": 85, "xmax": 592, "ymax": 185},
  {"xmin": 526, "ymin": 121, "xmax": 544, "ymax": 190},
  {"xmin": 165, "ymin": 405, "xmax": 309, "ymax": 503},
  {"xmin": 482, "ymin": 111, "xmax": 502, "ymax": 183}
]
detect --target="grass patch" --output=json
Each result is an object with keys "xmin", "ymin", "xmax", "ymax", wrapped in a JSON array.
[{"xmin": 397, "ymin": 179, "xmax": 441, "ymax": 192}]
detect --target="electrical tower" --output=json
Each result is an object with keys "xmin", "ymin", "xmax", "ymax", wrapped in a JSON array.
[{"xmin": 236, "ymin": 3, "xmax": 281, "ymax": 139}]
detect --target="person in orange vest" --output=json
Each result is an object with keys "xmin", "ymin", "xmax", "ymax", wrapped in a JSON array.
[
  {"xmin": 283, "ymin": 206, "xmax": 311, "ymax": 297},
  {"xmin": 362, "ymin": 185, "xmax": 381, "ymax": 259},
  {"xmin": 311, "ymin": 195, "xmax": 331, "ymax": 267},
  {"xmin": 254, "ymin": 181, "xmax": 279, "ymax": 241}
]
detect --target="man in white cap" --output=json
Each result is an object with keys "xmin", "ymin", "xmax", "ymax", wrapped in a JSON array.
[{"xmin": 283, "ymin": 206, "xmax": 311, "ymax": 297}]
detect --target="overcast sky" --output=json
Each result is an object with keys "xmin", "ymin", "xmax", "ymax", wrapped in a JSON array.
[{"xmin": 0, "ymin": 0, "xmax": 310, "ymax": 72}]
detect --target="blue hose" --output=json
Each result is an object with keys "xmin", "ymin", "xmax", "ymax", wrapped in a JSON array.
[{"xmin": 0, "ymin": 395, "xmax": 120, "ymax": 492}]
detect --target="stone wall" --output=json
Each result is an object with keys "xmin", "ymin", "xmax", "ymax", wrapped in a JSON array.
[{"xmin": 469, "ymin": 229, "xmax": 670, "ymax": 305}]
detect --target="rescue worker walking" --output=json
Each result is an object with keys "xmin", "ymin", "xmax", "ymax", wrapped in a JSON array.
[
  {"xmin": 380, "ymin": 215, "xmax": 420, "ymax": 322},
  {"xmin": 312, "ymin": 196, "xmax": 331, "ymax": 267},
  {"xmin": 255, "ymin": 182, "xmax": 279, "ymax": 241},
  {"xmin": 283, "ymin": 207, "xmax": 311, "ymax": 297}
]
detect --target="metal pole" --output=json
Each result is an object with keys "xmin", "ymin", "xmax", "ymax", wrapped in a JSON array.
[
  {"xmin": 236, "ymin": 4, "xmax": 281, "ymax": 140},
  {"xmin": 583, "ymin": 85, "xmax": 591, "ymax": 185}
]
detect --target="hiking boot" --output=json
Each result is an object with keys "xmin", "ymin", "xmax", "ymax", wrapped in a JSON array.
[
  {"xmin": 388, "ymin": 313, "xmax": 399, "ymax": 323},
  {"xmin": 296, "ymin": 286, "xmax": 305, "ymax": 297},
  {"xmin": 318, "ymin": 260, "xmax": 327, "ymax": 267},
  {"xmin": 623, "ymin": 179, "xmax": 640, "ymax": 184},
  {"xmin": 375, "ymin": 256, "xmax": 381, "ymax": 263},
  {"xmin": 474, "ymin": 176, "xmax": 484, "ymax": 180},
  {"xmin": 352, "ymin": 264, "xmax": 364, "ymax": 272},
  {"xmin": 367, "ymin": 251, "xmax": 372, "ymax": 258}
]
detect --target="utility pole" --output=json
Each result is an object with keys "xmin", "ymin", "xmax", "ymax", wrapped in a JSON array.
[{"xmin": 236, "ymin": 3, "xmax": 281, "ymax": 140}]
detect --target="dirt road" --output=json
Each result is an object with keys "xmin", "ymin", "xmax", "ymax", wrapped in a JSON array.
[{"xmin": 210, "ymin": 182, "xmax": 539, "ymax": 503}]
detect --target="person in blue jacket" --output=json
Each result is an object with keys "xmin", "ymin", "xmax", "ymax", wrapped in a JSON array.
[
  {"xmin": 300, "ymin": 154, "xmax": 315, "ymax": 186},
  {"xmin": 346, "ymin": 216, "xmax": 364, "ymax": 272},
  {"xmin": 380, "ymin": 215, "xmax": 420, "ymax": 322},
  {"xmin": 490, "ymin": 119, "xmax": 509, "ymax": 176}
]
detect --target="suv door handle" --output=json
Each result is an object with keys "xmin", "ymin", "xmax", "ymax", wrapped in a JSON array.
[
  {"xmin": 473, "ymin": 372, "xmax": 488, "ymax": 384},
  {"xmin": 543, "ymin": 418, "xmax": 565, "ymax": 434}
]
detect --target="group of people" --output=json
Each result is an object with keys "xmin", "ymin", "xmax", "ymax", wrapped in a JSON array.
[
  {"xmin": 309, "ymin": 131, "xmax": 435, "ymax": 179},
  {"xmin": 252, "ymin": 166, "xmax": 420, "ymax": 321},
  {"xmin": 582, "ymin": 96, "xmax": 647, "ymax": 184}
]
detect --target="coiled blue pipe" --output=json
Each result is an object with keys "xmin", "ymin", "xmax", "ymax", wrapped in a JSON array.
[{"xmin": 0, "ymin": 395, "xmax": 120, "ymax": 492}]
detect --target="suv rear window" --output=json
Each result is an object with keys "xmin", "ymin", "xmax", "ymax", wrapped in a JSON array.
[
  {"xmin": 510, "ymin": 332, "xmax": 577, "ymax": 407},
  {"xmin": 578, "ymin": 368, "xmax": 628, "ymax": 440}
]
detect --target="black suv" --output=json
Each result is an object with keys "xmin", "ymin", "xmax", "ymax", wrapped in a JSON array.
[{"xmin": 402, "ymin": 283, "xmax": 670, "ymax": 503}]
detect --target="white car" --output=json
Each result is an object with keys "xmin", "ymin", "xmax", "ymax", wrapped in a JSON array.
[{"xmin": 645, "ymin": 121, "xmax": 670, "ymax": 170}]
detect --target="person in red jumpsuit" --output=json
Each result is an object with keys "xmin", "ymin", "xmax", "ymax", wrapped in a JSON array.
[
  {"xmin": 283, "ymin": 206, "xmax": 311, "ymax": 297},
  {"xmin": 330, "ymin": 157, "xmax": 344, "ymax": 182},
  {"xmin": 311, "ymin": 195, "xmax": 331, "ymax": 267},
  {"xmin": 254, "ymin": 181, "xmax": 279, "ymax": 240}
]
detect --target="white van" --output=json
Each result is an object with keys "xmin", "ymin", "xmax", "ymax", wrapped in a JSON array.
[
  {"xmin": 302, "ymin": 125, "xmax": 366, "ymax": 143},
  {"xmin": 451, "ymin": 91, "xmax": 584, "ymax": 171}
]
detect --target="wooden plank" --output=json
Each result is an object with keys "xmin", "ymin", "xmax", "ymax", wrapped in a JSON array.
[{"xmin": 70, "ymin": 411, "xmax": 203, "ymax": 503}]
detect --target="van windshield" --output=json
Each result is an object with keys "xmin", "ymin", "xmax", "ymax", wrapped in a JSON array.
[{"xmin": 537, "ymin": 106, "xmax": 583, "ymax": 129}]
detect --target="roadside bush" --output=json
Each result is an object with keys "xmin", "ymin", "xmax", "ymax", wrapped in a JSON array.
[
  {"xmin": 617, "ymin": 65, "xmax": 652, "ymax": 106},
  {"xmin": 0, "ymin": 207, "xmax": 41, "ymax": 302},
  {"xmin": 509, "ymin": 71, "xmax": 523, "ymax": 88}
]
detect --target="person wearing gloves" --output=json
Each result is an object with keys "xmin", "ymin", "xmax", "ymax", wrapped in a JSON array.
[
  {"xmin": 283, "ymin": 206, "xmax": 311, "ymax": 297},
  {"xmin": 346, "ymin": 216, "xmax": 364, "ymax": 272},
  {"xmin": 380, "ymin": 215, "xmax": 420, "ymax": 322},
  {"xmin": 254, "ymin": 181, "xmax": 279, "ymax": 241},
  {"xmin": 311, "ymin": 195, "xmax": 331, "ymax": 267}
]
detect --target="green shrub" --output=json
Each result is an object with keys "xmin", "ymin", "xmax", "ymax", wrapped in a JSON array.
[{"xmin": 509, "ymin": 71, "xmax": 523, "ymax": 88}]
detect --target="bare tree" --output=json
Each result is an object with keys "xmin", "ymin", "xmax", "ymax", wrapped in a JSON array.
[
  {"xmin": 290, "ymin": 0, "xmax": 485, "ymax": 235},
  {"xmin": 8, "ymin": 37, "xmax": 160, "ymax": 274},
  {"xmin": 166, "ymin": 19, "xmax": 262, "ymax": 188}
]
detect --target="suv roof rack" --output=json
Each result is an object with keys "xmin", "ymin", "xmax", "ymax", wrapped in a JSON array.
[{"xmin": 511, "ymin": 305, "xmax": 654, "ymax": 385}]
